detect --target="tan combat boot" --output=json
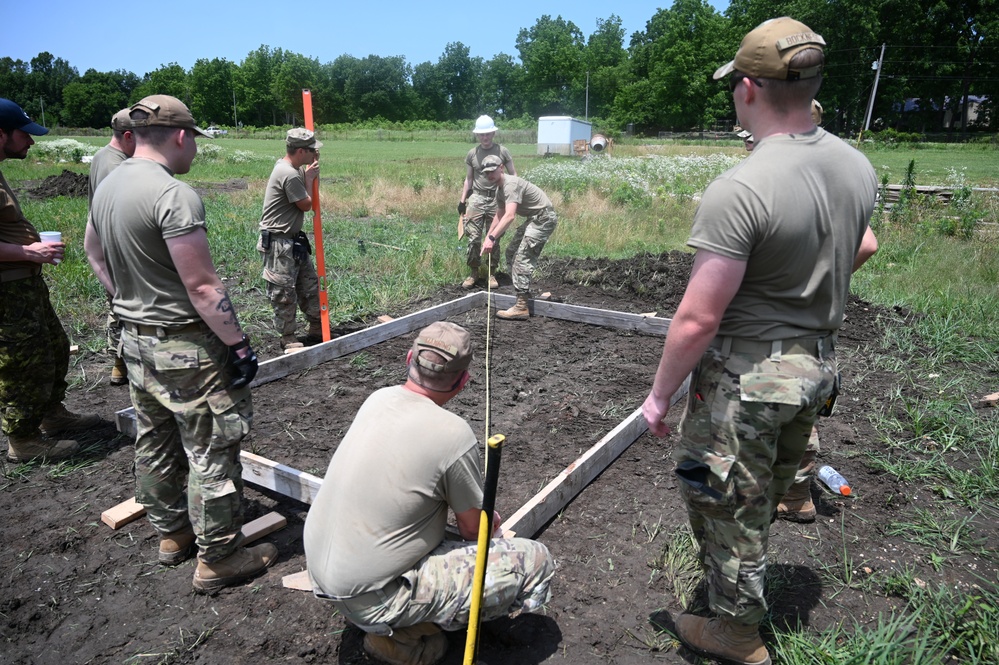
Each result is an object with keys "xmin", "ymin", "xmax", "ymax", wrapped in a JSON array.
[
  {"xmin": 363, "ymin": 623, "xmax": 448, "ymax": 665},
  {"xmin": 7, "ymin": 432, "xmax": 80, "ymax": 463},
  {"xmin": 305, "ymin": 320, "xmax": 324, "ymax": 345},
  {"xmin": 159, "ymin": 525, "xmax": 197, "ymax": 566},
  {"xmin": 110, "ymin": 356, "xmax": 128, "ymax": 386},
  {"xmin": 281, "ymin": 334, "xmax": 304, "ymax": 351},
  {"xmin": 40, "ymin": 403, "xmax": 102, "ymax": 436},
  {"xmin": 461, "ymin": 267, "xmax": 478, "ymax": 290},
  {"xmin": 487, "ymin": 273, "xmax": 499, "ymax": 289},
  {"xmin": 777, "ymin": 481, "xmax": 816, "ymax": 523},
  {"xmin": 497, "ymin": 293, "xmax": 530, "ymax": 320},
  {"xmin": 192, "ymin": 543, "xmax": 278, "ymax": 592},
  {"xmin": 675, "ymin": 614, "xmax": 771, "ymax": 665}
]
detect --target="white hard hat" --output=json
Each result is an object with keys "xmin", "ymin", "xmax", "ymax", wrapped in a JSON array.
[{"xmin": 472, "ymin": 115, "xmax": 498, "ymax": 134}]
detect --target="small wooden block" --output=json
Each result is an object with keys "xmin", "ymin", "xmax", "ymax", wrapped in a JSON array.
[
  {"xmin": 101, "ymin": 497, "xmax": 146, "ymax": 529},
  {"xmin": 538, "ymin": 292, "xmax": 552, "ymax": 301},
  {"xmin": 639, "ymin": 311, "xmax": 658, "ymax": 318},
  {"xmin": 69, "ymin": 345, "xmax": 79, "ymax": 356},
  {"xmin": 282, "ymin": 570, "xmax": 313, "ymax": 591},
  {"xmin": 284, "ymin": 346, "xmax": 307, "ymax": 355},
  {"xmin": 377, "ymin": 315, "xmax": 395, "ymax": 324},
  {"xmin": 241, "ymin": 512, "xmax": 287, "ymax": 544},
  {"xmin": 981, "ymin": 392, "xmax": 999, "ymax": 406}
]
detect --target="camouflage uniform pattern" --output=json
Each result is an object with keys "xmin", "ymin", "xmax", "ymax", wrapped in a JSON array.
[
  {"xmin": 504, "ymin": 208, "xmax": 558, "ymax": 293},
  {"xmin": 0, "ymin": 276, "xmax": 70, "ymax": 437},
  {"xmin": 464, "ymin": 190, "xmax": 500, "ymax": 270},
  {"xmin": 106, "ymin": 298, "xmax": 122, "ymax": 356},
  {"xmin": 791, "ymin": 425, "xmax": 820, "ymax": 487},
  {"xmin": 326, "ymin": 537, "xmax": 555, "ymax": 633},
  {"xmin": 258, "ymin": 235, "xmax": 321, "ymax": 337},
  {"xmin": 675, "ymin": 343, "xmax": 836, "ymax": 624},
  {"xmin": 122, "ymin": 325, "xmax": 252, "ymax": 562}
]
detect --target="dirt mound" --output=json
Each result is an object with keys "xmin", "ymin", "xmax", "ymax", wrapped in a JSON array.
[{"xmin": 27, "ymin": 169, "xmax": 89, "ymax": 199}]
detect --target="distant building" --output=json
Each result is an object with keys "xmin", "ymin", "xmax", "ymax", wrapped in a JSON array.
[{"xmin": 896, "ymin": 95, "xmax": 989, "ymax": 131}]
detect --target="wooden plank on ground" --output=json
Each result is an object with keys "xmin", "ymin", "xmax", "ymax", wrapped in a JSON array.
[
  {"xmin": 241, "ymin": 511, "xmax": 287, "ymax": 544},
  {"xmin": 502, "ymin": 375, "xmax": 689, "ymax": 539},
  {"xmin": 489, "ymin": 293, "xmax": 672, "ymax": 336},
  {"xmin": 240, "ymin": 451, "xmax": 323, "ymax": 505},
  {"xmin": 282, "ymin": 570, "xmax": 313, "ymax": 591},
  {"xmin": 101, "ymin": 497, "xmax": 146, "ymax": 529}
]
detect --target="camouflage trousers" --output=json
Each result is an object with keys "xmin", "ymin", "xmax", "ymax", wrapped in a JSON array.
[
  {"xmin": 324, "ymin": 537, "xmax": 556, "ymax": 633},
  {"xmin": 121, "ymin": 324, "xmax": 253, "ymax": 562},
  {"xmin": 0, "ymin": 276, "xmax": 70, "ymax": 437},
  {"xmin": 505, "ymin": 207, "xmax": 558, "ymax": 293},
  {"xmin": 260, "ymin": 237, "xmax": 321, "ymax": 336},
  {"xmin": 674, "ymin": 339, "xmax": 837, "ymax": 624},
  {"xmin": 464, "ymin": 191, "xmax": 499, "ymax": 270},
  {"xmin": 791, "ymin": 426, "xmax": 820, "ymax": 487},
  {"xmin": 105, "ymin": 294, "xmax": 122, "ymax": 356}
]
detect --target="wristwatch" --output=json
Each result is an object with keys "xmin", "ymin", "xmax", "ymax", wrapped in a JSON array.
[{"xmin": 488, "ymin": 234, "xmax": 497, "ymax": 242}]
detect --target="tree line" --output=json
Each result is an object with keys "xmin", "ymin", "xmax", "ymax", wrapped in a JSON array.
[{"xmin": 2, "ymin": 0, "xmax": 995, "ymax": 135}]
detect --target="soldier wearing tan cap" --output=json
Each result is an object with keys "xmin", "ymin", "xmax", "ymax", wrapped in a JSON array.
[
  {"xmin": 258, "ymin": 127, "xmax": 323, "ymax": 350},
  {"xmin": 86, "ymin": 94, "xmax": 273, "ymax": 593},
  {"xmin": 642, "ymin": 18, "xmax": 878, "ymax": 665},
  {"xmin": 89, "ymin": 107, "xmax": 137, "ymax": 387}
]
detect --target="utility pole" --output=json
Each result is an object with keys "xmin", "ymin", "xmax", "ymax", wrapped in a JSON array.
[
  {"xmin": 860, "ymin": 44, "xmax": 886, "ymax": 142},
  {"xmin": 585, "ymin": 71, "xmax": 589, "ymax": 121},
  {"xmin": 233, "ymin": 89, "xmax": 238, "ymax": 129},
  {"xmin": 39, "ymin": 97, "xmax": 45, "ymax": 128}
]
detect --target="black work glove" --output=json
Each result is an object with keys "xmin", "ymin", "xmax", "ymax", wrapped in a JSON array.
[
  {"xmin": 227, "ymin": 335, "xmax": 258, "ymax": 389},
  {"xmin": 457, "ymin": 201, "xmax": 467, "ymax": 215}
]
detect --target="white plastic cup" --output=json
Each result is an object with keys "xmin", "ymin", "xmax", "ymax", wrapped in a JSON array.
[{"xmin": 39, "ymin": 231, "xmax": 62, "ymax": 264}]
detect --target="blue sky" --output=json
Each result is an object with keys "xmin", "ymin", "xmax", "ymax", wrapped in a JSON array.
[{"xmin": 6, "ymin": 0, "xmax": 729, "ymax": 77}]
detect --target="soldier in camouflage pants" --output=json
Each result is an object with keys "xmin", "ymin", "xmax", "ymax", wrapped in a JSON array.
[
  {"xmin": 674, "ymin": 340, "xmax": 836, "ymax": 624},
  {"xmin": 123, "ymin": 325, "xmax": 253, "ymax": 562},
  {"xmin": 0, "ymin": 277, "xmax": 70, "ymax": 437}
]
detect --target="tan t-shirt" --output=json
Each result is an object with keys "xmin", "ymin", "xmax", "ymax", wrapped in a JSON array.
[
  {"xmin": 89, "ymin": 158, "xmax": 207, "ymax": 326},
  {"xmin": 466, "ymin": 144, "xmax": 514, "ymax": 194},
  {"xmin": 688, "ymin": 128, "xmax": 877, "ymax": 340},
  {"xmin": 259, "ymin": 159, "xmax": 309, "ymax": 235},
  {"xmin": 304, "ymin": 385, "xmax": 483, "ymax": 597},
  {"xmin": 88, "ymin": 144, "xmax": 128, "ymax": 207},
  {"xmin": 0, "ymin": 170, "xmax": 40, "ymax": 271},
  {"xmin": 496, "ymin": 174, "xmax": 552, "ymax": 218}
]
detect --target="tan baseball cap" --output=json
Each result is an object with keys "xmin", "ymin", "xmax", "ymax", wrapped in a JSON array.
[
  {"xmin": 411, "ymin": 321, "xmax": 473, "ymax": 373},
  {"xmin": 287, "ymin": 127, "xmax": 323, "ymax": 150},
  {"xmin": 480, "ymin": 155, "xmax": 503, "ymax": 173},
  {"xmin": 129, "ymin": 95, "xmax": 211, "ymax": 137},
  {"xmin": 111, "ymin": 108, "xmax": 133, "ymax": 132},
  {"xmin": 713, "ymin": 17, "xmax": 825, "ymax": 81}
]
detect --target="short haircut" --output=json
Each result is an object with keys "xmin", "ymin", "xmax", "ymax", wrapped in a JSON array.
[
  {"xmin": 129, "ymin": 109, "xmax": 178, "ymax": 146},
  {"xmin": 763, "ymin": 49, "xmax": 824, "ymax": 111}
]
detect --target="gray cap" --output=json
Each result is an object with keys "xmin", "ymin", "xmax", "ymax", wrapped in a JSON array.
[
  {"xmin": 411, "ymin": 322, "xmax": 473, "ymax": 373},
  {"xmin": 480, "ymin": 155, "xmax": 503, "ymax": 173}
]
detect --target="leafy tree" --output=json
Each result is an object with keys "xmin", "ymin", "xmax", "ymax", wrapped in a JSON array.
[
  {"xmin": 132, "ymin": 63, "xmax": 189, "ymax": 106},
  {"xmin": 189, "ymin": 57, "xmax": 237, "ymax": 126},
  {"xmin": 516, "ymin": 15, "xmax": 586, "ymax": 116},
  {"xmin": 0, "ymin": 58, "xmax": 31, "ymax": 108},
  {"xmin": 340, "ymin": 55, "xmax": 414, "ymax": 122},
  {"xmin": 412, "ymin": 60, "xmax": 448, "ymax": 121},
  {"xmin": 616, "ymin": 0, "xmax": 730, "ymax": 132},
  {"xmin": 480, "ymin": 53, "xmax": 525, "ymax": 119},
  {"xmin": 236, "ymin": 46, "xmax": 284, "ymax": 126},
  {"xmin": 436, "ymin": 43, "xmax": 483, "ymax": 121},
  {"xmin": 61, "ymin": 69, "xmax": 137, "ymax": 128},
  {"xmin": 271, "ymin": 53, "xmax": 322, "ymax": 124},
  {"xmin": 23, "ymin": 52, "xmax": 79, "ymax": 126},
  {"xmin": 583, "ymin": 15, "xmax": 629, "ymax": 120}
]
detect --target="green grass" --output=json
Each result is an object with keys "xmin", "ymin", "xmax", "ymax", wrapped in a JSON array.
[{"xmin": 6, "ymin": 134, "xmax": 999, "ymax": 662}]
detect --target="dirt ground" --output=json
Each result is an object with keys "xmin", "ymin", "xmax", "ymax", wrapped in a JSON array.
[{"xmin": 2, "ymin": 250, "xmax": 996, "ymax": 665}]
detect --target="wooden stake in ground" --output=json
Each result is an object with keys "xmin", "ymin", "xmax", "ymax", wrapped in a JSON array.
[{"xmin": 302, "ymin": 89, "xmax": 330, "ymax": 343}]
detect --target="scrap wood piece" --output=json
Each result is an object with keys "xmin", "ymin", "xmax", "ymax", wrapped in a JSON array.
[
  {"xmin": 376, "ymin": 315, "xmax": 395, "ymax": 324},
  {"xmin": 981, "ymin": 392, "xmax": 999, "ymax": 406},
  {"xmin": 101, "ymin": 497, "xmax": 146, "ymax": 529},
  {"xmin": 69, "ymin": 345, "xmax": 79, "ymax": 356},
  {"xmin": 242, "ymin": 512, "xmax": 287, "ymax": 544},
  {"xmin": 241, "ymin": 451, "xmax": 323, "ymax": 504},
  {"xmin": 282, "ymin": 570, "xmax": 313, "ymax": 591}
]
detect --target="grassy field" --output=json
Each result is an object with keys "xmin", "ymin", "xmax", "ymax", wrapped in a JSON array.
[{"xmin": 4, "ymin": 135, "xmax": 999, "ymax": 662}]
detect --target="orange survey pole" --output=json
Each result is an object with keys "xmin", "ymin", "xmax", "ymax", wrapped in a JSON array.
[{"xmin": 301, "ymin": 89, "xmax": 331, "ymax": 342}]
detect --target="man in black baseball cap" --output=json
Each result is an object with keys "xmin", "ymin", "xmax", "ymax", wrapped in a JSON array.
[{"xmin": 1, "ymin": 98, "xmax": 103, "ymax": 463}]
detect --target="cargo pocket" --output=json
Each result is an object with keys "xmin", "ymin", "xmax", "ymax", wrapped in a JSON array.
[
  {"xmin": 206, "ymin": 385, "xmax": 252, "ymax": 447},
  {"xmin": 740, "ymin": 373, "xmax": 803, "ymax": 406}
]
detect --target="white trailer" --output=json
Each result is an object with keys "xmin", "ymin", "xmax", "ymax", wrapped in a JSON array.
[{"xmin": 537, "ymin": 116, "xmax": 592, "ymax": 156}]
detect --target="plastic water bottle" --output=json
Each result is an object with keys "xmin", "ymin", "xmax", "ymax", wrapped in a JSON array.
[{"xmin": 817, "ymin": 465, "xmax": 851, "ymax": 496}]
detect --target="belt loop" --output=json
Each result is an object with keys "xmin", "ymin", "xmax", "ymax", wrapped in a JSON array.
[
  {"xmin": 720, "ymin": 336, "xmax": 732, "ymax": 357},
  {"xmin": 155, "ymin": 326, "xmax": 168, "ymax": 339},
  {"xmin": 770, "ymin": 339, "xmax": 783, "ymax": 362}
]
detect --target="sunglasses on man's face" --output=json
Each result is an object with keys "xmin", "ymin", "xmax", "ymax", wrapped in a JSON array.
[{"xmin": 729, "ymin": 72, "xmax": 765, "ymax": 92}]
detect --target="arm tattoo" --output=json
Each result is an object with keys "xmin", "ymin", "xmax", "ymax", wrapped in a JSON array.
[{"xmin": 214, "ymin": 288, "xmax": 242, "ymax": 330}]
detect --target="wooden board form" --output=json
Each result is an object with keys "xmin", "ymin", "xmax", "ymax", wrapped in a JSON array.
[{"xmin": 113, "ymin": 293, "xmax": 681, "ymax": 538}]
